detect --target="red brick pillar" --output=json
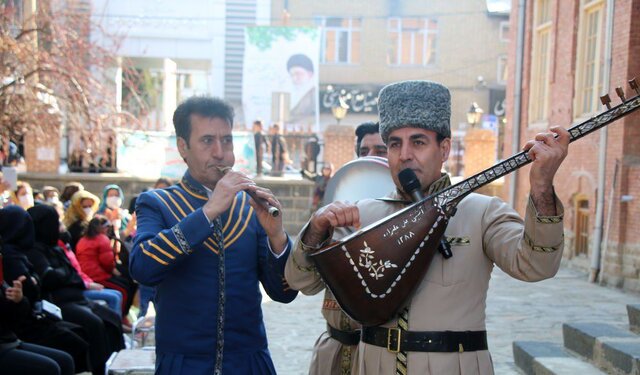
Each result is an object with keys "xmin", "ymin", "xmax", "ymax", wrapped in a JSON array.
[
  {"xmin": 323, "ymin": 125, "xmax": 355, "ymax": 170},
  {"xmin": 24, "ymin": 125, "xmax": 61, "ymax": 173},
  {"xmin": 463, "ymin": 128, "xmax": 497, "ymax": 178}
]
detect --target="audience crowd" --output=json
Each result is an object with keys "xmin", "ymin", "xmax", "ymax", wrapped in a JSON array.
[{"xmin": 0, "ymin": 175, "xmax": 172, "ymax": 375}]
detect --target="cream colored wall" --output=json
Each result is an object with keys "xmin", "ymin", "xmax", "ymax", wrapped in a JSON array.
[{"xmin": 272, "ymin": 0, "xmax": 508, "ymax": 131}]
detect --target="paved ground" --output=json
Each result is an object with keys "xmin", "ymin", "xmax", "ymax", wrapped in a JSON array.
[{"xmin": 263, "ymin": 265, "xmax": 640, "ymax": 374}]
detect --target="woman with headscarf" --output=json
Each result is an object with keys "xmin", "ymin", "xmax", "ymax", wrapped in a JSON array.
[
  {"xmin": 9, "ymin": 181, "xmax": 34, "ymax": 210},
  {"xmin": 27, "ymin": 205, "xmax": 125, "ymax": 375},
  {"xmin": 0, "ymin": 272, "xmax": 75, "ymax": 375},
  {"xmin": 63, "ymin": 190, "xmax": 99, "ymax": 251},
  {"xmin": 96, "ymin": 184, "xmax": 133, "ymax": 283},
  {"xmin": 96, "ymin": 184, "xmax": 131, "ymax": 235},
  {"xmin": 0, "ymin": 206, "xmax": 91, "ymax": 372}
]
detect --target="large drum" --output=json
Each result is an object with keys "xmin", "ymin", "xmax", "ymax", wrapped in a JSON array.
[{"xmin": 322, "ymin": 156, "xmax": 395, "ymax": 206}]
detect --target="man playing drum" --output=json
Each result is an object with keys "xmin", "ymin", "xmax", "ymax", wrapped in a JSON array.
[
  {"xmin": 286, "ymin": 80, "xmax": 569, "ymax": 374},
  {"xmin": 285, "ymin": 122, "xmax": 389, "ymax": 375},
  {"xmin": 355, "ymin": 122, "xmax": 387, "ymax": 158}
]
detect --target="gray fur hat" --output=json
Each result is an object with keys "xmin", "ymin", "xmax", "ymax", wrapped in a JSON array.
[{"xmin": 378, "ymin": 80, "xmax": 451, "ymax": 142}]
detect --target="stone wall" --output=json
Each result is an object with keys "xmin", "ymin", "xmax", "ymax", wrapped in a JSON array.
[{"xmin": 19, "ymin": 172, "xmax": 314, "ymax": 235}]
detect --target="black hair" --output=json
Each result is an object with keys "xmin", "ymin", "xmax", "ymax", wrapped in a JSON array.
[
  {"xmin": 128, "ymin": 195, "xmax": 138, "ymax": 214},
  {"xmin": 60, "ymin": 182, "xmax": 83, "ymax": 202},
  {"xmin": 287, "ymin": 54, "xmax": 314, "ymax": 73},
  {"xmin": 84, "ymin": 216, "xmax": 109, "ymax": 238},
  {"xmin": 172, "ymin": 96, "xmax": 234, "ymax": 146},
  {"xmin": 355, "ymin": 122, "xmax": 380, "ymax": 155}
]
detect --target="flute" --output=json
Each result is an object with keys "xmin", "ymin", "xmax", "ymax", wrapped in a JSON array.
[{"xmin": 216, "ymin": 166, "xmax": 280, "ymax": 217}]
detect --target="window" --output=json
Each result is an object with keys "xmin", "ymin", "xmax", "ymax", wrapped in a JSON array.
[
  {"xmin": 497, "ymin": 55, "xmax": 508, "ymax": 85},
  {"xmin": 575, "ymin": 0, "xmax": 606, "ymax": 116},
  {"xmin": 499, "ymin": 21, "xmax": 510, "ymax": 43},
  {"xmin": 388, "ymin": 18, "xmax": 438, "ymax": 66},
  {"xmin": 315, "ymin": 17, "xmax": 361, "ymax": 64},
  {"xmin": 574, "ymin": 195, "xmax": 590, "ymax": 256},
  {"xmin": 528, "ymin": 0, "xmax": 553, "ymax": 123}
]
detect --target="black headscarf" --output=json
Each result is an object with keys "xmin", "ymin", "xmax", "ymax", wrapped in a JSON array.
[
  {"xmin": 0, "ymin": 206, "xmax": 39, "ymax": 302},
  {"xmin": 0, "ymin": 206, "xmax": 35, "ymax": 250},
  {"xmin": 27, "ymin": 205, "xmax": 60, "ymax": 247}
]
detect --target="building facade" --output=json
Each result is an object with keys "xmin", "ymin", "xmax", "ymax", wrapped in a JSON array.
[
  {"xmin": 504, "ymin": 0, "xmax": 640, "ymax": 291},
  {"xmin": 92, "ymin": 0, "xmax": 271, "ymax": 130},
  {"xmin": 271, "ymin": 0, "xmax": 510, "ymax": 168}
]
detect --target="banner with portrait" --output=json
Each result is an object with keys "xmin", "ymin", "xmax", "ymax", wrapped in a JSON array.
[{"xmin": 242, "ymin": 26, "xmax": 320, "ymax": 132}]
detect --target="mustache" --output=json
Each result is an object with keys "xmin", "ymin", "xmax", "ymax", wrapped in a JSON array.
[{"xmin": 214, "ymin": 166, "xmax": 279, "ymax": 217}]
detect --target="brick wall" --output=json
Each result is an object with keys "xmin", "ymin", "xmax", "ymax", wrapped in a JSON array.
[
  {"xmin": 505, "ymin": 0, "xmax": 640, "ymax": 292},
  {"xmin": 323, "ymin": 125, "xmax": 356, "ymax": 171},
  {"xmin": 463, "ymin": 128, "xmax": 497, "ymax": 178},
  {"xmin": 24, "ymin": 125, "xmax": 60, "ymax": 173}
]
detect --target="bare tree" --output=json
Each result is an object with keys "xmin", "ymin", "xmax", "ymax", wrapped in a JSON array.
[{"xmin": 0, "ymin": 0, "xmax": 145, "ymax": 169}]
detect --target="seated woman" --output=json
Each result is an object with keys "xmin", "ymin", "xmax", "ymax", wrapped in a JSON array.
[
  {"xmin": 76, "ymin": 216, "xmax": 137, "ymax": 327},
  {"xmin": 27, "ymin": 205, "xmax": 125, "ymax": 375},
  {"xmin": 96, "ymin": 184, "xmax": 131, "ymax": 239},
  {"xmin": 0, "ymin": 206, "xmax": 91, "ymax": 373},
  {"xmin": 63, "ymin": 190, "xmax": 99, "ymax": 251},
  {"xmin": 9, "ymin": 181, "xmax": 34, "ymax": 210},
  {"xmin": 59, "ymin": 231, "xmax": 123, "ymax": 319},
  {"xmin": 0, "ymin": 274, "xmax": 75, "ymax": 375},
  {"xmin": 96, "ymin": 184, "xmax": 135, "ymax": 286}
]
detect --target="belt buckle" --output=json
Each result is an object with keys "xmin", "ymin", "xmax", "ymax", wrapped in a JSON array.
[{"xmin": 387, "ymin": 328, "xmax": 402, "ymax": 353}]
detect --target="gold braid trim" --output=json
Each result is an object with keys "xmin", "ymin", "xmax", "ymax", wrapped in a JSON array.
[
  {"xmin": 524, "ymin": 233, "xmax": 560, "ymax": 253},
  {"xmin": 292, "ymin": 251, "xmax": 316, "ymax": 272}
]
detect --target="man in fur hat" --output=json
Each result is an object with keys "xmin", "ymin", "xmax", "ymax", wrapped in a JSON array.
[{"xmin": 286, "ymin": 80, "xmax": 569, "ymax": 374}]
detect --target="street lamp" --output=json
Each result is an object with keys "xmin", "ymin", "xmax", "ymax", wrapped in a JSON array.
[
  {"xmin": 331, "ymin": 97, "xmax": 349, "ymax": 126},
  {"xmin": 466, "ymin": 102, "xmax": 484, "ymax": 128}
]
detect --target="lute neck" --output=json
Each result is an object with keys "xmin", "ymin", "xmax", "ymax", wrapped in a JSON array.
[{"xmin": 430, "ymin": 92, "xmax": 640, "ymax": 211}]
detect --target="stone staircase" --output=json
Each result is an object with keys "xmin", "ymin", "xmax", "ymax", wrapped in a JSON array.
[{"xmin": 513, "ymin": 304, "xmax": 640, "ymax": 374}]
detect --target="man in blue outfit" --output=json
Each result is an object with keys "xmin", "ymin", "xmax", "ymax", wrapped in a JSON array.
[{"xmin": 130, "ymin": 96, "xmax": 298, "ymax": 375}]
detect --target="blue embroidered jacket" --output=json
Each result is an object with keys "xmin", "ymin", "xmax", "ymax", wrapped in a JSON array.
[{"xmin": 130, "ymin": 171, "xmax": 297, "ymax": 374}]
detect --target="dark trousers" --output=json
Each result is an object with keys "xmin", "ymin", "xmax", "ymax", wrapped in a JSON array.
[
  {"xmin": 102, "ymin": 275, "xmax": 137, "ymax": 318},
  {"xmin": 16, "ymin": 319, "xmax": 90, "ymax": 373},
  {"xmin": 0, "ymin": 342, "xmax": 75, "ymax": 375},
  {"xmin": 256, "ymin": 149, "xmax": 264, "ymax": 175},
  {"xmin": 61, "ymin": 303, "xmax": 110, "ymax": 375}
]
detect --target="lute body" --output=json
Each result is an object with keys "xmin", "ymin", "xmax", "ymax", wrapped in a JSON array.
[{"xmin": 309, "ymin": 80, "xmax": 640, "ymax": 326}]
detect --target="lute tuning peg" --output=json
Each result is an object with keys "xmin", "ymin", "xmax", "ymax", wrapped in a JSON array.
[
  {"xmin": 630, "ymin": 78, "xmax": 639, "ymax": 95},
  {"xmin": 615, "ymin": 87, "xmax": 627, "ymax": 102},
  {"xmin": 600, "ymin": 94, "xmax": 612, "ymax": 109}
]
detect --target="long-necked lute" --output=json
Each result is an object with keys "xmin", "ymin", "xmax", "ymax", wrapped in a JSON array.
[{"xmin": 308, "ymin": 78, "xmax": 640, "ymax": 326}]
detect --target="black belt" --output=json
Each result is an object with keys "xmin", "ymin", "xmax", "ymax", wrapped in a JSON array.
[
  {"xmin": 361, "ymin": 327, "xmax": 488, "ymax": 353},
  {"xmin": 327, "ymin": 325, "xmax": 361, "ymax": 346}
]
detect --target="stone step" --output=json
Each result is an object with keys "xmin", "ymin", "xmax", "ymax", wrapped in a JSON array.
[
  {"xmin": 629, "ymin": 305, "xmax": 640, "ymax": 334},
  {"xmin": 513, "ymin": 341, "xmax": 606, "ymax": 375},
  {"xmin": 563, "ymin": 322, "xmax": 640, "ymax": 374}
]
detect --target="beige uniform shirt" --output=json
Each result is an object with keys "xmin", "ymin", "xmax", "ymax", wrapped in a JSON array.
[
  {"xmin": 286, "ymin": 188, "xmax": 564, "ymax": 375},
  {"xmin": 286, "ymin": 222, "xmax": 361, "ymax": 375}
]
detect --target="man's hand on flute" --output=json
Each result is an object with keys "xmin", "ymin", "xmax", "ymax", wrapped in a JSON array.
[{"xmin": 203, "ymin": 167, "xmax": 287, "ymax": 254}]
